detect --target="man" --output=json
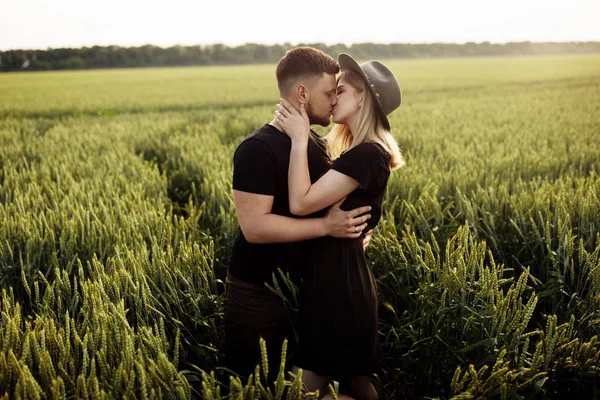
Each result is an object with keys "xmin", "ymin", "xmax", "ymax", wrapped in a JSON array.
[{"xmin": 225, "ymin": 47, "xmax": 372, "ymax": 378}]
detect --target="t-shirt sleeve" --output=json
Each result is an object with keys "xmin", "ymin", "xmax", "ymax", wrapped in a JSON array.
[
  {"xmin": 330, "ymin": 143, "xmax": 387, "ymax": 190},
  {"xmin": 232, "ymin": 138, "xmax": 276, "ymax": 195}
]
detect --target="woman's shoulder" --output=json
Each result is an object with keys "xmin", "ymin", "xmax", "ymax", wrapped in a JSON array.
[{"xmin": 342, "ymin": 141, "xmax": 389, "ymax": 160}]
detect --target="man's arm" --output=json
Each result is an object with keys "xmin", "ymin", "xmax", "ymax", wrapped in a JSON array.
[{"xmin": 234, "ymin": 190, "xmax": 371, "ymax": 244}]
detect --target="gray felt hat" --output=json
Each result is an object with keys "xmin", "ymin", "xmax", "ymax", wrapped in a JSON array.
[{"xmin": 338, "ymin": 53, "xmax": 402, "ymax": 130}]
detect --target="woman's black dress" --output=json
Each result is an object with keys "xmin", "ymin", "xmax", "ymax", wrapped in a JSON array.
[{"xmin": 294, "ymin": 142, "xmax": 391, "ymax": 377}]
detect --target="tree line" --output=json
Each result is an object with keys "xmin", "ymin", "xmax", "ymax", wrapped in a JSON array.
[{"xmin": 1, "ymin": 41, "xmax": 599, "ymax": 72}]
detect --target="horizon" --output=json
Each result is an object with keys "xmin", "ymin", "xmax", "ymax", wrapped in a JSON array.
[{"xmin": 2, "ymin": 39, "xmax": 600, "ymax": 53}]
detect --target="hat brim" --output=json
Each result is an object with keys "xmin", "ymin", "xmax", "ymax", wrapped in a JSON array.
[{"xmin": 338, "ymin": 53, "xmax": 391, "ymax": 130}]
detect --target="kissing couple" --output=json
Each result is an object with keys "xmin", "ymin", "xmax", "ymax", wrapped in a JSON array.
[{"xmin": 226, "ymin": 46, "xmax": 404, "ymax": 399}]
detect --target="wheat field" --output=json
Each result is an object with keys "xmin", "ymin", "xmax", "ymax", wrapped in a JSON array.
[{"xmin": 0, "ymin": 54, "xmax": 599, "ymax": 399}]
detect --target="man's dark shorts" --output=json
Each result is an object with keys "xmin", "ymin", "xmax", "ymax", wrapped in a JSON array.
[{"xmin": 224, "ymin": 274, "xmax": 296, "ymax": 379}]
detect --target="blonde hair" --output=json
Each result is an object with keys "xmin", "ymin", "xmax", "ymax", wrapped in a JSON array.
[{"xmin": 326, "ymin": 70, "xmax": 405, "ymax": 170}]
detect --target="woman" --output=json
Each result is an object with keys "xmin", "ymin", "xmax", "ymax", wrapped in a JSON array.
[{"xmin": 274, "ymin": 53, "xmax": 404, "ymax": 399}]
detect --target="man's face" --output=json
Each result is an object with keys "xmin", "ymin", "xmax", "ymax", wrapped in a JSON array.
[{"xmin": 305, "ymin": 73, "xmax": 338, "ymax": 127}]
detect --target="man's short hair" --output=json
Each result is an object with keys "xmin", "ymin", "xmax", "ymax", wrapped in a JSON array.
[{"xmin": 276, "ymin": 47, "xmax": 339, "ymax": 94}]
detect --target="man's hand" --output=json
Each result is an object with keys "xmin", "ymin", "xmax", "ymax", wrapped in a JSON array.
[
  {"xmin": 324, "ymin": 198, "xmax": 371, "ymax": 239},
  {"xmin": 362, "ymin": 230, "xmax": 373, "ymax": 251}
]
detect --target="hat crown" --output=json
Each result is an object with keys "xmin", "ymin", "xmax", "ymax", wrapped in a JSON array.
[{"xmin": 360, "ymin": 61, "xmax": 402, "ymax": 115}]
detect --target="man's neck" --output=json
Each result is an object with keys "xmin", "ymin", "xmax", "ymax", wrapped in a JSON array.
[
  {"xmin": 269, "ymin": 118, "xmax": 314, "ymax": 137},
  {"xmin": 268, "ymin": 118, "xmax": 284, "ymax": 132}
]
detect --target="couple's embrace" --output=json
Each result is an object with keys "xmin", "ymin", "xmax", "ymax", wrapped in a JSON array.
[{"xmin": 225, "ymin": 47, "xmax": 403, "ymax": 399}]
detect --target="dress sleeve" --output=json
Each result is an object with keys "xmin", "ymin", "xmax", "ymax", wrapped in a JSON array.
[
  {"xmin": 232, "ymin": 138, "xmax": 277, "ymax": 195},
  {"xmin": 330, "ymin": 143, "xmax": 388, "ymax": 190}
]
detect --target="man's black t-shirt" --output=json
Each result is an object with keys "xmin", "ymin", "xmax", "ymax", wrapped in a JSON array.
[{"xmin": 229, "ymin": 124, "xmax": 330, "ymax": 285}]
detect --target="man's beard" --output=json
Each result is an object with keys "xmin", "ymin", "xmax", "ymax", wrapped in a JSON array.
[{"xmin": 306, "ymin": 101, "xmax": 331, "ymax": 127}]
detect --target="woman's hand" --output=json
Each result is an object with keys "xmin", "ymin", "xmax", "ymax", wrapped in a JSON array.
[{"xmin": 275, "ymin": 98, "xmax": 310, "ymax": 144}]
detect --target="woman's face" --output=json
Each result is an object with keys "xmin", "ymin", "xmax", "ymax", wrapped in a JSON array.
[{"xmin": 331, "ymin": 75, "xmax": 363, "ymax": 126}]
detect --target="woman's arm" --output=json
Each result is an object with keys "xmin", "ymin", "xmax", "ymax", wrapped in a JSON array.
[
  {"xmin": 276, "ymin": 99, "xmax": 360, "ymax": 216},
  {"xmin": 288, "ymin": 141, "xmax": 359, "ymax": 216}
]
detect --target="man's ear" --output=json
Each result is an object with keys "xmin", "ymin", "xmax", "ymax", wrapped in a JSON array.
[{"xmin": 296, "ymin": 85, "xmax": 309, "ymax": 104}]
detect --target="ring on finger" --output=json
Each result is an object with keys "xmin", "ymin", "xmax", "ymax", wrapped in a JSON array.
[{"xmin": 354, "ymin": 226, "xmax": 358, "ymax": 233}]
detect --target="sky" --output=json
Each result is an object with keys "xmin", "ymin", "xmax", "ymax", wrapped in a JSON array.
[{"xmin": 1, "ymin": 0, "xmax": 599, "ymax": 51}]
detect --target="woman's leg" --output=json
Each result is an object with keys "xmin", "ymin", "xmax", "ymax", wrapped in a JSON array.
[
  {"xmin": 347, "ymin": 376, "xmax": 377, "ymax": 400},
  {"xmin": 290, "ymin": 365, "xmax": 330, "ymax": 394}
]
